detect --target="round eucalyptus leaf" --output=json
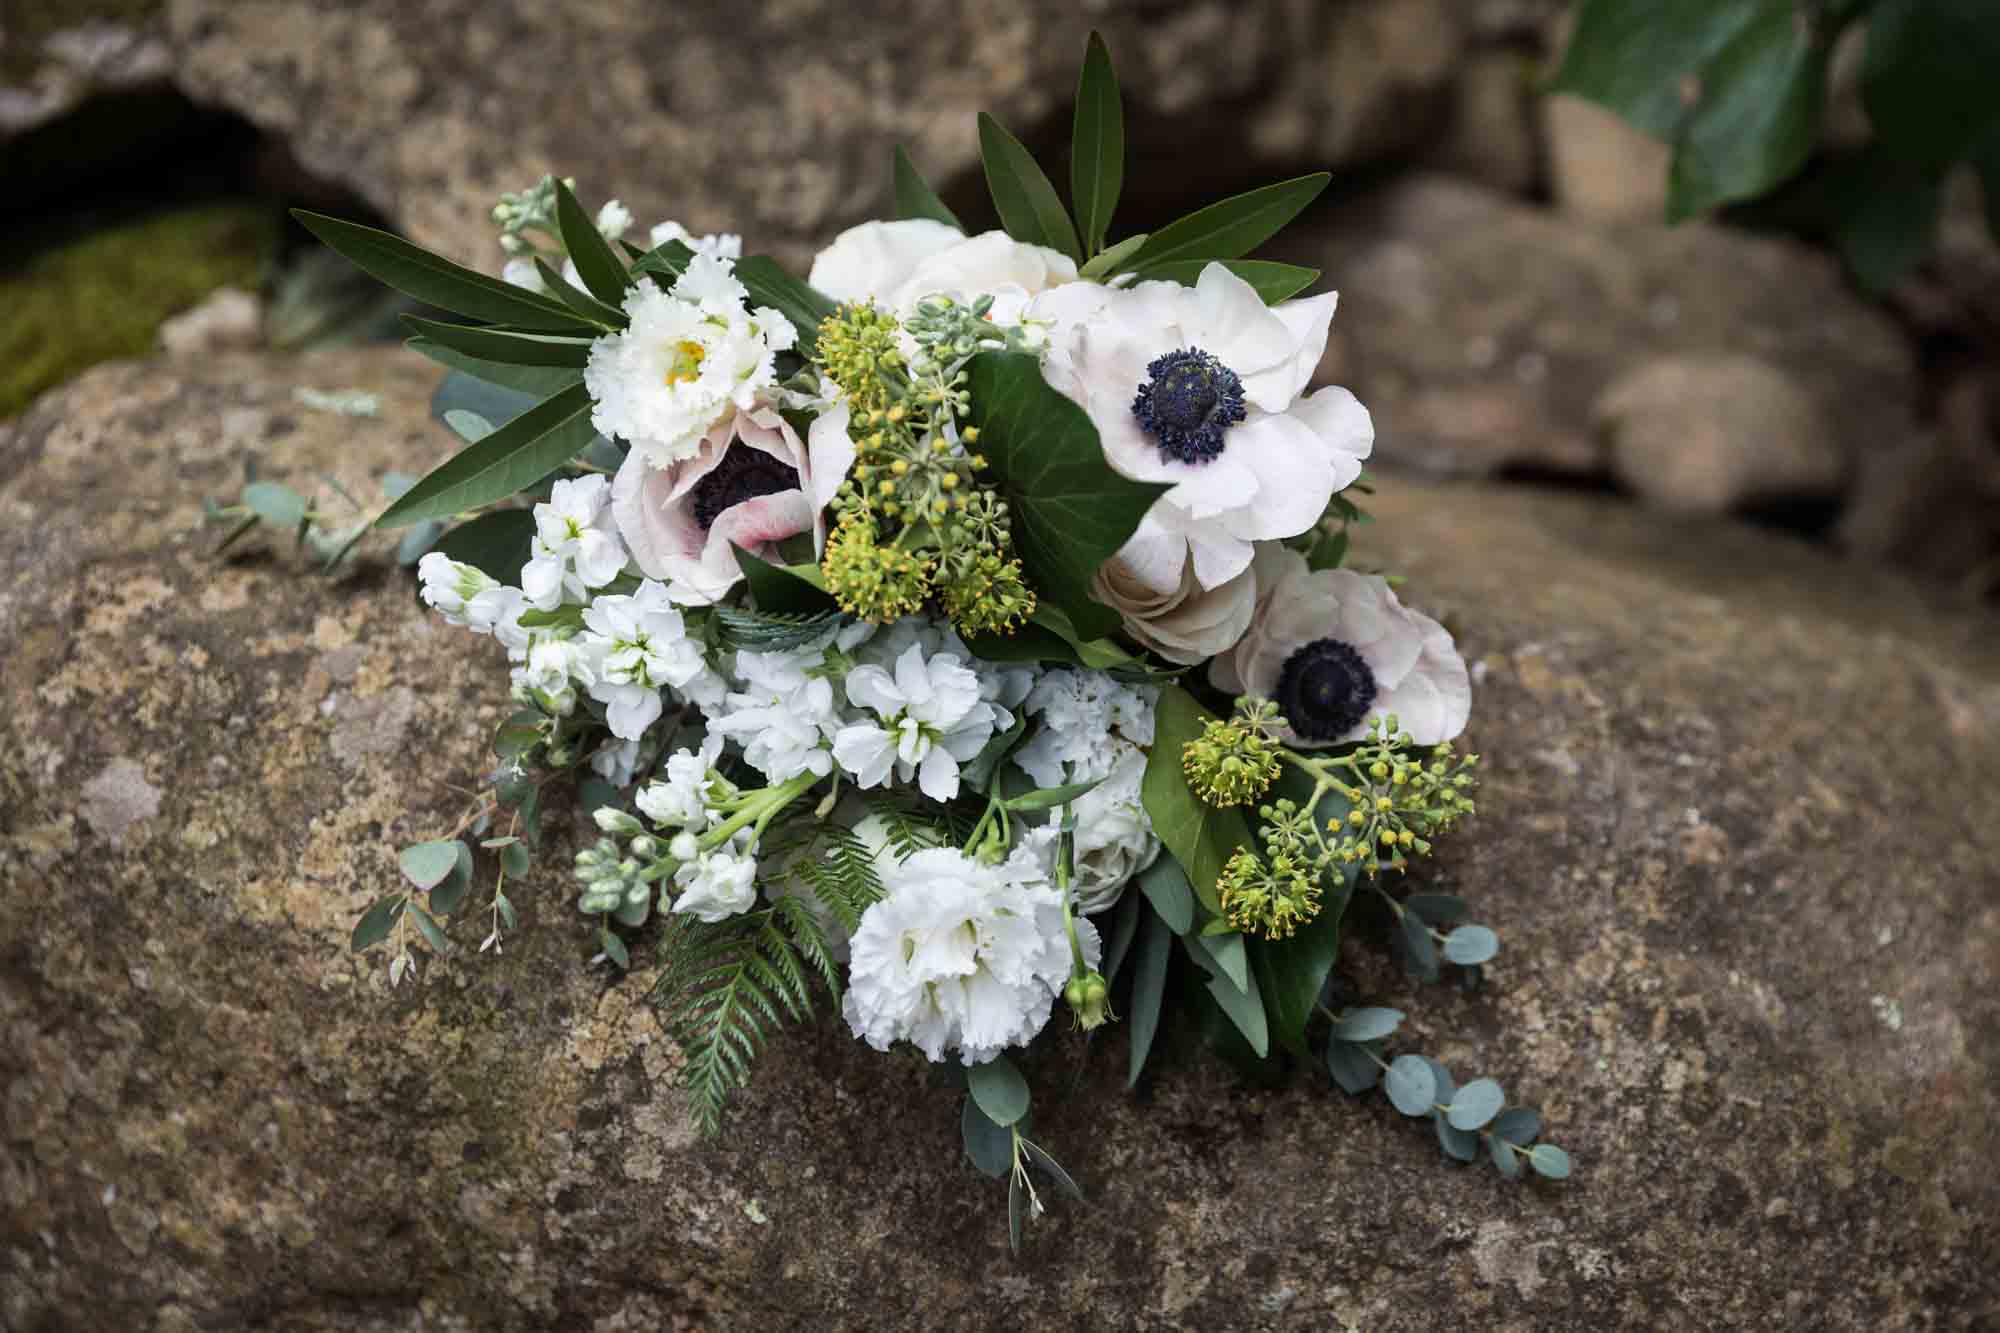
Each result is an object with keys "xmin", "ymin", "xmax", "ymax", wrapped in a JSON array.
[
  {"xmin": 1447, "ymin": 1077, "xmax": 1505, "ymax": 1131},
  {"xmin": 1443, "ymin": 924, "xmax": 1500, "ymax": 966},
  {"xmin": 1529, "ymin": 1143, "xmax": 1573, "ymax": 1180},
  {"xmin": 1325, "ymin": 1040, "xmax": 1380, "ymax": 1096},
  {"xmin": 1331, "ymin": 1006, "xmax": 1404, "ymax": 1043},
  {"xmin": 961, "ymin": 1097, "xmax": 1014, "ymax": 1179},
  {"xmin": 1490, "ymin": 1135, "xmax": 1523, "ymax": 1179},
  {"xmin": 1490, "ymin": 1106, "xmax": 1543, "ymax": 1147},
  {"xmin": 1385, "ymin": 1055, "xmax": 1437, "ymax": 1117},
  {"xmin": 1436, "ymin": 1113, "xmax": 1479, "ymax": 1163},
  {"xmin": 967, "ymin": 1055, "xmax": 1031, "ymax": 1127},
  {"xmin": 399, "ymin": 839, "xmax": 464, "ymax": 891}
]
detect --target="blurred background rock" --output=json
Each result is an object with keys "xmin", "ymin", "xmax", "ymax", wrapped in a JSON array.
[{"xmin": 5, "ymin": 0, "xmax": 1995, "ymax": 598}]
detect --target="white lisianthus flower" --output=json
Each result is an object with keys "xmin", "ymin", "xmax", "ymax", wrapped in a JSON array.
[
  {"xmin": 520, "ymin": 474, "xmax": 628, "ymax": 611},
  {"xmin": 673, "ymin": 845, "xmax": 759, "ymax": 924},
  {"xmin": 648, "ymin": 219, "xmax": 742, "ymax": 260},
  {"xmin": 808, "ymin": 220, "xmax": 1079, "ymax": 322},
  {"xmin": 635, "ymin": 734, "xmax": 725, "ymax": 830},
  {"xmin": 842, "ymin": 843, "xmax": 1098, "ymax": 1064},
  {"xmin": 577, "ymin": 580, "xmax": 713, "ymax": 739},
  {"xmin": 708, "ymin": 647, "xmax": 841, "ymax": 783},
  {"xmin": 1212, "ymin": 545, "xmax": 1471, "ymax": 747},
  {"xmin": 1031, "ymin": 263, "xmax": 1371, "ymax": 592},
  {"xmin": 832, "ymin": 644, "xmax": 999, "ymax": 801},
  {"xmin": 609, "ymin": 404, "xmax": 854, "ymax": 605},
  {"xmin": 584, "ymin": 252, "xmax": 797, "ymax": 469}
]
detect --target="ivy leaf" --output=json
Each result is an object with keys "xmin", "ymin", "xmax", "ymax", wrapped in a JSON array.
[
  {"xmin": 963, "ymin": 602, "xmax": 1150, "ymax": 672},
  {"xmin": 1140, "ymin": 686, "xmax": 1253, "ymax": 916},
  {"xmin": 893, "ymin": 145, "xmax": 963, "ymax": 229},
  {"xmin": 965, "ymin": 351, "xmax": 1169, "ymax": 640},
  {"xmin": 292, "ymin": 209, "xmax": 591, "ymax": 331},
  {"xmin": 1134, "ymin": 259, "xmax": 1321, "ymax": 304},
  {"xmin": 428, "ymin": 509, "xmax": 536, "ymax": 585},
  {"xmin": 350, "ymin": 895, "xmax": 405, "ymax": 952},
  {"xmin": 377, "ymin": 382, "xmax": 598, "ymax": 528},
  {"xmin": 400, "ymin": 317, "xmax": 594, "ymax": 367},
  {"xmin": 1071, "ymin": 31, "xmax": 1124, "ymax": 255},
  {"xmin": 552, "ymin": 178, "xmax": 633, "ymax": 306},
  {"xmin": 1862, "ymin": 0, "xmax": 2000, "ymax": 169},
  {"xmin": 1547, "ymin": 0, "xmax": 1764, "ymax": 139},
  {"xmin": 1121, "ymin": 174, "xmax": 1330, "ymax": 273},
  {"xmin": 1665, "ymin": 3, "xmax": 1826, "ymax": 221},
  {"xmin": 978, "ymin": 112, "xmax": 1083, "ymax": 264}
]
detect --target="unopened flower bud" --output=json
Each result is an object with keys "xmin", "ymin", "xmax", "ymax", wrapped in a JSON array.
[
  {"xmin": 629, "ymin": 834, "xmax": 658, "ymax": 859},
  {"xmin": 668, "ymin": 831, "xmax": 701, "ymax": 862},
  {"xmin": 594, "ymin": 808, "xmax": 642, "ymax": 835}
]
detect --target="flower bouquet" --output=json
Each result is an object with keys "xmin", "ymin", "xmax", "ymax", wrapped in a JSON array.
[{"xmin": 280, "ymin": 32, "xmax": 1568, "ymax": 1242}]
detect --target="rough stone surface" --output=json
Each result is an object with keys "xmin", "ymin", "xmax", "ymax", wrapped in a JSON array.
[
  {"xmin": 1297, "ymin": 175, "xmax": 1918, "ymax": 487},
  {"xmin": 155, "ymin": 285, "xmax": 262, "ymax": 359},
  {"xmin": 1596, "ymin": 352, "xmax": 1847, "ymax": 513},
  {"xmin": 158, "ymin": 0, "xmax": 1306, "ymax": 273},
  {"xmin": 1539, "ymin": 92, "xmax": 1671, "ymax": 224},
  {"xmin": 3, "ymin": 346, "xmax": 1997, "ymax": 1329},
  {"xmin": 0, "ymin": 6, "xmax": 171, "ymax": 137}
]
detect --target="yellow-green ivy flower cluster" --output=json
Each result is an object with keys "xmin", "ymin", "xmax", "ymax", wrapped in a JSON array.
[
  {"xmin": 814, "ymin": 295, "xmax": 1038, "ymax": 636},
  {"xmin": 1180, "ymin": 697, "xmax": 1284, "ymax": 806},
  {"xmin": 1325, "ymin": 714, "xmax": 1480, "ymax": 878}
]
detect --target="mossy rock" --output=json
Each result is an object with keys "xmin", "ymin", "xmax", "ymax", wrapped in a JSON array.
[{"xmin": 0, "ymin": 201, "xmax": 273, "ymax": 418}]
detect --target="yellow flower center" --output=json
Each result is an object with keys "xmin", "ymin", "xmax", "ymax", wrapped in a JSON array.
[{"xmin": 664, "ymin": 339, "xmax": 706, "ymax": 385}]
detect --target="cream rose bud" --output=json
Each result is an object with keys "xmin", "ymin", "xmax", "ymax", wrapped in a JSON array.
[
  {"xmin": 807, "ymin": 219, "xmax": 1079, "ymax": 319},
  {"xmin": 1091, "ymin": 550, "xmax": 1257, "ymax": 666},
  {"xmin": 610, "ymin": 404, "xmax": 855, "ymax": 605},
  {"xmin": 1213, "ymin": 545, "xmax": 1470, "ymax": 748}
]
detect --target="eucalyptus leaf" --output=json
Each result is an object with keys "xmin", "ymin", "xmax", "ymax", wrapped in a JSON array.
[
  {"xmin": 442, "ymin": 410, "xmax": 494, "ymax": 444},
  {"xmin": 1437, "ymin": 1114, "xmax": 1480, "ymax": 1163},
  {"xmin": 1135, "ymin": 856, "xmax": 1195, "ymax": 935},
  {"xmin": 1071, "ymin": 31, "xmax": 1124, "ymax": 255},
  {"xmin": 427, "ymin": 842, "xmax": 475, "ymax": 917},
  {"xmin": 350, "ymin": 895, "xmax": 405, "ymax": 952},
  {"xmin": 241, "ymin": 481, "xmax": 306, "ymax": 528},
  {"xmin": 964, "ymin": 352, "xmax": 1169, "ymax": 639},
  {"xmin": 1127, "ymin": 905, "xmax": 1172, "ymax": 1088},
  {"xmin": 1403, "ymin": 893, "xmax": 1468, "ymax": 925},
  {"xmin": 399, "ymin": 840, "xmax": 464, "ymax": 891},
  {"xmin": 978, "ymin": 113, "xmax": 1082, "ymax": 263},
  {"xmin": 394, "ymin": 520, "xmax": 445, "ymax": 567},
  {"xmin": 377, "ymin": 382, "xmax": 598, "ymax": 529},
  {"xmin": 961, "ymin": 1096, "xmax": 1014, "ymax": 1178},
  {"xmin": 1122, "ymin": 174, "xmax": 1330, "ymax": 272},
  {"xmin": 600, "ymin": 927, "xmax": 630, "ymax": 971},
  {"xmin": 1400, "ymin": 913, "xmax": 1440, "ymax": 982},
  {"xmin": 1331, "ymin": 1007, "xmax": 1404, "ymax": 1043},
  {"xmin": 1447, "ymin": 1078, "xmax": 1506, "ymax": 1132},
  {"xmin": 1325, "ymin": 1040, "xmax": 1380, "ymax": 1095},
  {"xmin": 293, "ymin": 209, "xmax": 590, "ymax": 331},
  {"xmin": 407, "ymin": 902, "xmax": 449, "ymax": 953},
  {"xmin": 1384, "ymin": 1054, "xmax": 1437, "ymax": 1117},
  {"xmin": 1490, "ymin": 1106, "xmax": 1543, "ymax": 1147},
  {"xmin": 893, "ymin": 145, "xmax": 963, "ymax": 228},
  {"xmin": 1443, "ymin": 924, "xmax": 1500, "ymax": 966},
  {"xmin": 1529, "ymin": 1144, "xmax": 1573, "ymax": 1180},
  {"xmin": 552, "ymin": 178, "xmax": 632, "ymax": 305},
  {"xmin": 1490, "ymin": 1135, "xmax": 1523, "ymax": 1179},
  {"xmin": 967, "ymin": 1055, "xmax": 1031, "ymax": 1127}
]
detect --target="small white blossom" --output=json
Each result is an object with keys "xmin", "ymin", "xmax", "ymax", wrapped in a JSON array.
[
  {"xmin": 589, "ymin": 737, "xmax": 643, "ymax": 785},
  {"xmin": 673, "ymin": 845, "xmax": 759, "ymax": 923},
  {"xmin": 416, "ymin": 553, "xmax": 497, "ymax": 626},
  {"xmin": 833, "ymin": 643, "xmax": 999, "ymax": 802},
  {"xmin": 577, "ymin": 580, "xmax": 712, "ymax": 740},
  {"xmin": 595, "ymin": 199, "xmax": 634, "ymax": 242},
  {"xmin": 584, "ymin": 253, "xmax": 796, "ymax": 469},
  {"xmin": 635, "ymin": 734, "xmax": 724, "ymax": 831},
  {"xmin": 649, "ymin": 219, "xmax": 742, "ymax": 260},
  {"xmin": 709, "ymin": 648, "xmax": 841, "ymax": 783},
  {"xmin": 521, "ymin": 475, "xmax": 628, "ymax": 611}
]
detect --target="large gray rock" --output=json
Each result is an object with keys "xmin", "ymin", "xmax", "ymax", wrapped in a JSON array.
[
  {"xmin": 1297, "ymin": 175, "xmax": 1918, "ymax": 496},
  {"xmin": 4, "ymin": 347, "xmax": 1997, "ymax": 1330}
]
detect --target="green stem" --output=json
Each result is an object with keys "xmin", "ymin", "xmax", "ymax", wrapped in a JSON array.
[{"xmin": 698, "ymin": 771, "xmax": 818, "ymax": 852}]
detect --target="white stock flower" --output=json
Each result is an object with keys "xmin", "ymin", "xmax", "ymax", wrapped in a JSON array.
[
  {"xmin": 1013, "ymin": 669, "xmax": 1158, "ymax": 789},
  {"xmin": 832, "ymin": 644, "xmax": 998, "ymax": 801},
  {"xmin": 708, "ymin": 647, "xmax": 841, "ymax": 783},
  {"xmin": 673, "ymin": 845, "xmax": 759, "ymax": 923},
  {"xmin": 578, "ymin": 580, "xmax": 712, "ymax": 740},
  {"xmin": 609, "ymin": 404, "xmax": 854, "ymax": 605},
  {"xmin": 584, "ymin": 253, "xmax": 796, "ymax": 469},
  {"xmin": 521, "ymin": 474, "xmax": 628, "ymax": 611},
  {"xmin": 1212, "ymin": 545, "xmax": 1470, "ymax": 747},
  {"xmin": 841, "ymin": 844, "xmax": 1097, "ymax": 1064},
  {"xmin": 1032, "ymin": 263, "xmax": 1371, "ymax": 592},
  {"xmin": 808, "ymin": 220, "xmax": 1078, "ymax": 322},
  {"xmin": 589, "ymin": 737, "xmax": 643, "ymax": 786},
  {"xmin": 649, "ymin": 219, "xmax": 742, "ymax": 260},
  {"xmin": 417, "ymin": 552, "xmax": 498, "ymax": 626},
  {"xmin": 635, "ymin": 733, "xmax": 725, "ymax": 830}
]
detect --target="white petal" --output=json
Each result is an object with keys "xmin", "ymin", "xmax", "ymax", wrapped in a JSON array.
[
  {"xmin": 807, "ymin": 219, "xmax": 965, "ymax": 304},
  {"xmin": 1285, "ymin": 384, "xmax": 1373, "ymax": 493},
  {"xmin": 917, "ymin": 747, "xmax": 961, "ymax": 802},
  {"xmin": 1192, "ymin": 263, "xmax": 1297, "ymax": 411}
]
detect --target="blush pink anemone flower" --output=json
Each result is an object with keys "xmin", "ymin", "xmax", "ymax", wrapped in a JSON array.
[{"xmin": 610, "ymin": 404, "xmax": 855, "ymax": 604}]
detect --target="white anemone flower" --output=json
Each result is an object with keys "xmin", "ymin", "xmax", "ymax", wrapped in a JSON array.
[
  {"xmin": 808, "ymin": 219, "xmax": 1079, "ymax": 322},
  {"xmin": 520, "ymin": 474, "xmax": 628, "ymax": 611},
  {"xmin": 584, "ymin": 253, "xmax": 796, "ymax": 469},
  {"xmin": 577, "ymin": 580, "xmax": 713, "ymax": 740},
  {"xmin": 1211, "ymin": 545, "xmax": 1470, "ymax": 747},
  {"xmin": 842, "ymin": 842, "xmax": 1097, "ymax": 1064},
  {"xmin": 831, "ymin": 644, "xmax": 999, "ymax": 801},
  {"xmin": 1031, "ymin": 262, "xmax": 1371, "ymax": 592}
]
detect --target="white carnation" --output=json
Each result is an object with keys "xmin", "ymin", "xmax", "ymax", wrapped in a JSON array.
[
  {"xmin": 842, "ymin": 845, "xmax": 1098, "ymax": 1064},
  {"xmin": 1013, "ymin": 669, "xmax": 1158, "ymax": 789}
]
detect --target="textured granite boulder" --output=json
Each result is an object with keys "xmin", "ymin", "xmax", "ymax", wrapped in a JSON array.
[{"xmin": 3, "ymin": 347, "xmax": 1997, "ymax": 1330}]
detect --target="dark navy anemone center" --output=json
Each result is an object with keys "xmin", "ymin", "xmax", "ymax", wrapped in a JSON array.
[
  {"xmin": 1131, "ymin": 347, "xmax": 1247, "ymax": 465},
  {"xmin": 690, "ymin": 447, "xmax": 800, "ymax": 531},
  {"xmin": 1275, "ymin": 637, "xmax": 1377, "ymax": 741}
]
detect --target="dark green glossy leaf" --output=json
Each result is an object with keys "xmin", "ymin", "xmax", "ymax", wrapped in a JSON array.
[
  {"xmin": 1071, "ymin": 31, "xmax": 1124, "ymax": 255},
  {"xmin": 967, "ymin": 1055, "xmax": 1031, "ymax": 1126},
  {"xmin": 1547, "ymin": 0, "xmax": 1763, "ymax": 138},
  {"xmin": 1665, "ymin": 4, "xmax": 1825, "ymax": 221},
  {"xmin": 734, "ymin": 256, "xmax": 839, "ymax": 357},
  {"xmin": 964, "ymin": 602, "xmax": 1146, "ymax": 672},
  {"xmin": 401, "ymin": 316, "xmax": 593, "ymax": 367},
  {"xmin": 893, "ymin": 145, "xmax": 963, "ymax": 228},
  {"xmin": 1122, "ymin": 174, "xmax": 1329, "ymax": 272},
  {"xmin": 978, "ymin": 112, "xmax": 1082, "ymax": 263},
  {"xmin": 552, "ymin": 178, "xmax": 632, "ymax": 305},
  {"xmin": 378, "ymin": 381, "xmax": 597, "ymax": 528},
  {"xmin": 1862, "ymin": 0, "xmax": 2000, "ymax": 169},
  {"xmin": 1101, "ymin": 889, "xmax": 1141, "ymax": 982},
  {"xmin": 961, "ymin": 1095, "xmax": 1014, "ymax": 1177},
  {"xmin": 292, "ymin": 209, "xmax": 590, "ymax": 331},
  {"xmin": 1127, "ymin": 904, "xmax": 1172, "ymax": 1088},
  {"xmin": 1135, "ymin": 856, "xmax": 1194, "ymax": 935},
  {"xmin": 1139, "ymin": 686, "xmax": 1253, "ymax": 915},
  {"xmin": 350, "ymin": 895, "xmax": 404, "ymax": 952},
  {"xmin": 628, "ymin": 237, "xmax": 696, "ymax": 284},
  {"xmin": 430, "ymin": 509, "xmax": 536, "ymax": 585},
  {"xmin": 1135, "ymin": 259, "xmax": 1321, "ymax": 304},
  {"xmin": 1247, "ymin": 900, "xmax": 1344, "ymax": 1056},
  {"xmin": 732, "ymin": 545, "xmax": 838, "ymax": 614},
  {"xmin": 409, "ymin": 340, "xmax": 585, "ymax": 400},
  {"xmin": 1824, "ymin": 146, "xmax": 1943, "ymax": 292},
  {"xmin": 965, "ymin": 351, "xmax": 1169, "ymax": 640},
  {"xmin": 1078, "ymin": 231, "xmax": 1147, "ymax": 279}
]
